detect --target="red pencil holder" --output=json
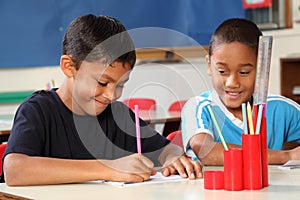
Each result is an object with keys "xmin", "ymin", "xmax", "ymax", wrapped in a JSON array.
[
  {"xmin": 223, "ymin": 148, "xmax": 243, "ymax": 191},
  {"xmin": 260, "ymin": 115, "xmax": 268, "ymax": 187},
  {"xmin": 204, "ymin": 170, "xmax": 224, "ymax": 190},
  {"xmin": 242, "ymin": 134, "xmax": 262, "ymax": 190}
]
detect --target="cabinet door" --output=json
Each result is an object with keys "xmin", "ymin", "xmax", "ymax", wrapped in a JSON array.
[{"xmin": 280, "ymin": 57, "xmax": 300, "ymax": 103}]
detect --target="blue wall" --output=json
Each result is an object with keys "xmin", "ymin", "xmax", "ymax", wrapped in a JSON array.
[{"xmin": 0, "ymin": 0, "xmax": 245, "ymax": 68}]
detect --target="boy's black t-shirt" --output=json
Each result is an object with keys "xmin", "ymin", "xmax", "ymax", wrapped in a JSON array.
[{"xmin": 1, "ymin": 89, "xmax": 169, "ymax": 182}]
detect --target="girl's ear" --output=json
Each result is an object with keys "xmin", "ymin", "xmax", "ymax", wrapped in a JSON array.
[
  {"xmin": 60, "ymin": 55, "xmax": 76, "ymax": 77},
  {"xmin": 205, "ymin": 55, "xmax": 212, "ymax": 76}
]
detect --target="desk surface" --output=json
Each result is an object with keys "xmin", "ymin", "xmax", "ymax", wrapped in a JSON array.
[
  {"xmin": 139, "ymin": 110, "xmax": 181, "ymax": 124},
  {"xmin": 0, "ymin": 166, "xmax": 299, "ymax": 200}
]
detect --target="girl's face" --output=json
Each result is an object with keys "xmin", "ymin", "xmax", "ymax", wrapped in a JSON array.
[
  {"xmin": 71, "ymin": 60, "xmax": 131, "ymax": 116},
  {"xmin": 206, "ymin": 42, "xmax": 257, "ymax": 114}
]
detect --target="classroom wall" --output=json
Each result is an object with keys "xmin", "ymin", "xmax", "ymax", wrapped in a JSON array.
[
  {"xmin": 119, "ymin": 58, "xmax": 212, "ymax": 107},
  {"xmin": 0, "ymin": 0, "xmax": 244, "ymax": 68},
  {"xmin": 1, "ymin": 22, "xmax": 300, "ymax": 108},
  {"xmin": 263, "ymin": 26, "xmax": 300, "ymax": 95},
  {"xmin": 0, "ymin": 58, "xmax": 211, "ymax": 109},
  {"xmin": 1, "ymin": 1, "xmax": 300, "ymax": 108}
]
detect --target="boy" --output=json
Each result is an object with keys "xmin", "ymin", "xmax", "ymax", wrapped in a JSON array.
[
  {"xmin": 182, "ymin": 18, "xmax": 300, "ymax": 166},
  {"xmin": 2, "ymin": 14, "xmax": 202, "ymax": 186}
]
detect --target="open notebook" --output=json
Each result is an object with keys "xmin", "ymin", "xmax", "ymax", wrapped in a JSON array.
[
  {"xmin": 278, "ymin": 160, "xmax": 300, "ymax": 170},
  {"xmin": 93, "ymin": 172, "xmax": 188, "ymax": 187}
]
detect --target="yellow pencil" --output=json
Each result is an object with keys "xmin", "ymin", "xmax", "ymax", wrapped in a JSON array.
[{"xmin": 247, "ymin": 102, "xmax": 254, "ymax": 135}]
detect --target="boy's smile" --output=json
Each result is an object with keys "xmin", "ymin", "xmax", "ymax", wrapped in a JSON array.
[{"xmin": 76, "ymin": 61, "xmax": 131, "ymax": 116}]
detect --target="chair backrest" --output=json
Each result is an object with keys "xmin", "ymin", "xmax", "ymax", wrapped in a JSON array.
[
  {"xmin": 0, "ymin": 143, "xmax": 7, "ymax": 174},
  {"xmin": 168, "ymin": 100, "xmax": 187, "ymax": 112},
  {"xmin": 166, "ymin": 130, "xmax": 183, "ymax": 148},
  {"xmin": 123, "ymin": 98, "xmax": 156, "ymax": 110}
]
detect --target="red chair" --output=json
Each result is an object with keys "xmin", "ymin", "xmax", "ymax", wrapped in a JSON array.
[
  {"xmin": 123, "ymin": 98, "xmax": 156, "ymax": 110},
  {"xmin": 123, "ymin": 98, "xmax": 156, "ymax": 129},
  {"xmin": 168, "ymin": 100, "xmax": 187, "ymax": 112},
  {"xmin": 0, "ymin": 143, "xmax": 7, "ymax": 174},
  {"xmin": 162, "ymin": 100, "xmax": 187, "ymax": 136},
  {"xmin": 166, "ymin": 130, "xmax": 183, "ymax": 148}
]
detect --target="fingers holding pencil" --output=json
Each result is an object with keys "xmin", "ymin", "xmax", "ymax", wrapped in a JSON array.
[{"xmin": 102, "ymin": 154, "xmax": 155, "ymax": 182}]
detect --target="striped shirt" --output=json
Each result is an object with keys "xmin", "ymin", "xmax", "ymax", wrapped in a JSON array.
[{"xmin": 181, "ymin": 90, "xmax": 300, "ymax": 151}]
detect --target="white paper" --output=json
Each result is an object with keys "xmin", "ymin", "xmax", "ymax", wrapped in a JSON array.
[
  {"xmin": 104, "ymin": 172, "xmax": 187, "ymax": 187},
  {"xmin": 278, "ymin": 160, "xmax": 300, "ymax": 170}
]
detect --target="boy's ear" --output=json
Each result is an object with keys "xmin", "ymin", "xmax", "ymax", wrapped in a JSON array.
[
  {"xmin": 205, "ymin": 55, "xmax": 212, "ymax": 76},
  {"xmin": 60, "ymin": 55, "xmax": 76, "ymax": 77}
]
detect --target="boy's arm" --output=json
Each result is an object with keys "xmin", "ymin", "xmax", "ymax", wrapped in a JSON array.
[
  {"xmin": 4, "ymin": 153, "xmax": 155, "ymax": 186},
  {"xmin": 190, "ymin": 133, "xmax": 300, "ymax": 165},
  {"xmin": 189, "ymin": 133, "xmax": 240, "ymax": 166},
  {"xmin": 268, "ymin": 146, "xmax": 300, "ymax": 164}
]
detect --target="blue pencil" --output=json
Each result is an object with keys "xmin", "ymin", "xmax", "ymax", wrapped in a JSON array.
[{"xmin": 241, "ymin": 103, "xmax": 248, "ymax": 134}]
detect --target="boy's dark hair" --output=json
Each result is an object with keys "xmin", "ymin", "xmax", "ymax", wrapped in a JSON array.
[
  {"xmin": 208, "ymin": 18, "xmax": 263, "ymax": 58},
  {"xmin": 62, "ymin": 14, "xmax": 136, "ymax": 70}
]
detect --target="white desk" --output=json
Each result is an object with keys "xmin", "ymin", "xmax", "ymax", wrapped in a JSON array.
[{"xmin": 0, "ymin": 166, "xmax": 299, "ymax": 200}]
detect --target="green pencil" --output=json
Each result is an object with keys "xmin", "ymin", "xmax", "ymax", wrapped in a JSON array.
[{"xmin": 207, "ymin": 104, "xmax": 229, "ymax": 151}]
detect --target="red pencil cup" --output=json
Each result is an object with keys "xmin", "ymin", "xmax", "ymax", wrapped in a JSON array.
[
  {"xmin": 260, "ymin": 115, "xmax": 269, "ymax": 187},
  {"xmin": 204, "ymin": 170, "xmax": 224, "ymax": 190},
  {"xmin": 223, "ymin": 148, "xmax": 243, "ymax": 191},
  {"xmin": 242, "ymin": 134, "xmax": 262, "ymax": 190}
]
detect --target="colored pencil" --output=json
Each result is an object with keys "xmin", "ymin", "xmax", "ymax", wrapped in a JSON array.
[
  {"xmin": 207, "ymin": 104, "xmax": 228, "ymax": 151},
  {"xmin": 134, "ymin": 105, "xmax": 142, "ymax": 154},
  {"xmin": 247, "ymin": 102, "xmax": 255, "ymax": 135},
  {"xmin": 255, "ymin": 104, "xmax": 264, "ymax": 134},
  {"xmin": 242, "ymin": 103, "xmax": 248, "ymax": 134}
]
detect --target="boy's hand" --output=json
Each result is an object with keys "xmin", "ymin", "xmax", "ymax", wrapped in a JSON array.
[
  {"xmin": 288, "ymin": 145, "xmax": 300, "ymax": 160},
  {"xmin": 102, "ymin": 154, "xmax": 156, "ymax": 182},
  {"xmin": 161, "ymin": 155, "xmax": 202, "ymax": 179}
]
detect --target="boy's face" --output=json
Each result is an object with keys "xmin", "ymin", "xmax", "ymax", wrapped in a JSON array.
[
  {"xmin": 71, "ymin": 60, "xmax": 131, "ymax": 116},
  {"xmin": 206, "ymin": 42, "xmax": 257, "ymax": 113}
]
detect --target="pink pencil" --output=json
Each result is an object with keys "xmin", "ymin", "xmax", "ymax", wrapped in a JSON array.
[{"xmin": 134, "ymin": 105, "xmax": 142, "ymax": 154}]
